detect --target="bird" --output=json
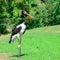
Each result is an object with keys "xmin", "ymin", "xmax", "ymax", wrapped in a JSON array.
[
  {"xmin": 9, "ymin": 10, "xmax": 33, "ymax": 56},
  {"xmin": 9, "ymin": 10, "xmax": 33, "ymax": 44}
]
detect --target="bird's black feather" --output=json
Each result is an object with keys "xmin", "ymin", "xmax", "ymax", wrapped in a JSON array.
[{"xmin": 12, "ymin": 26, "xmax": 22, "ymax": 35}]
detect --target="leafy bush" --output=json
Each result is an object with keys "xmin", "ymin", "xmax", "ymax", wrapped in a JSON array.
[
  {"xmin": 0, "ymin": 19, "xmax": 7, "ymax": 34},
  {"xmin": 0, "ymin": 0, "xmax": 60, "ymax": 34}
]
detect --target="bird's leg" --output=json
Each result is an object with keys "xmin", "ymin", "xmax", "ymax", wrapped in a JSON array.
[{"xmin": 18, "ymin": 34, "xmax": 21, "ymax": 56}]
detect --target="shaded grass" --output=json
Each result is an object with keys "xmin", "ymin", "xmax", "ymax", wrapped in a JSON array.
[{"xmin": 0, "ymin": 25, "xmax": 60, "ymax": 60}]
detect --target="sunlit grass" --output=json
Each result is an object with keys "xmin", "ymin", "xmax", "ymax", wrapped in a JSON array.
[{"xmin": 0, "ymin": 25, "xmax": 60, "ymax": 60}]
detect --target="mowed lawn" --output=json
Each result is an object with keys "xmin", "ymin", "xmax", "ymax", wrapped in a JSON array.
[{"xmin": 0, "ymin": 25, "xmax": 60, "ymax": 60}]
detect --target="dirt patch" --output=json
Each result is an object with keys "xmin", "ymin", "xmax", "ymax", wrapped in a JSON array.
[
  {"xmin": 45, "ymin": 29, "xmax": 49, "ymax": 32},
  {"xmin": 0, "ymin": 55, "xmax": 9, "ymax": 60},
  {"xmin": 55, "ymin": 30, "xmax": 60, "ymax": 33},
  {"xmin": 55, "ymin": 29, "xmax": 60, "ymax": 33},
  {"xmin": 0, "ymin": 53, "xmax": 22, "ymax": 60},
  {"xmin": 0, "ymin": 34, "xmax": 10, "ymax": 40},
  {"xmin": 0, "ymin": 53, "xmax": 10, "ymax": 60},
  {"xmin": 44, "ymin": 27, "xmax": 49, "ymax": 32}
]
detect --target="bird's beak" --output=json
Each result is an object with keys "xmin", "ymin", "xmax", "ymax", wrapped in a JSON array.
[
  {"xmin": 23, "ymin": 11, "xmax": 33, "ymax": 19},
  {"xmin": 27, "ymin": 14, "xmax": 33, "ymax": 19}
]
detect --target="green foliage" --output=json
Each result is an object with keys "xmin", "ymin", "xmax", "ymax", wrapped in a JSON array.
[
  {"xmin": 0, "ymin": 0, "xmax": 60, "ymax": 34},
  {"xmin": 0, "ymin": 19, "xmax": 7, "ymax": 34},
  {"xmin": 30, "ymin": 0, "xmax": 60, "ymax": 26}
]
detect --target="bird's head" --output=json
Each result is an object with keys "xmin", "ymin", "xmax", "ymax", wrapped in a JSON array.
[{"xmin": 23, "ymin": 11, "xmax": 33, "ymax": 19}]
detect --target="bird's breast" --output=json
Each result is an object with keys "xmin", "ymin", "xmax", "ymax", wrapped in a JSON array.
[{"xmin": 20, "ymin": 24, "xmax": 26, "ymax": 34}]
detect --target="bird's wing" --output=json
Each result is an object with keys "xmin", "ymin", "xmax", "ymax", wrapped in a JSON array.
[{"xmin": 12, "ymin": 26, "xmax": 22, "ymax": 35}]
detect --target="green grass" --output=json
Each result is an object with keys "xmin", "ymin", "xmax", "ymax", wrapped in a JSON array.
[{"xmin": 0, "ymin": 25, "xmax": 60, "ymax": 60}]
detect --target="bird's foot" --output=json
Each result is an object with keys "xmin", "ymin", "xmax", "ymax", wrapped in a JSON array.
[{"xmin": 18, "ymin": 44, "xmax": 21, "ymax": 48}]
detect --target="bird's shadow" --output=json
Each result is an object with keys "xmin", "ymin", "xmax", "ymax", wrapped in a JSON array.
[{"xmin": 10, "ymin": 53, "xmax": 28, "ymax": 58}]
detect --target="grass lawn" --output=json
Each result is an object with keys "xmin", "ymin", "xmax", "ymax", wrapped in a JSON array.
[{"xmin": 0, "ymin": 25, "xmax": 60, "ymax": 60}]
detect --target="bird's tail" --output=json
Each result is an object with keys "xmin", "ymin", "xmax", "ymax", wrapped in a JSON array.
[
  {"xmin": 9, "ymin": 39, "xmax": 11, "ymax": 43},
  {"xmin": 9, "ymin": 35, "xmax": 12, "ymax": 43}
]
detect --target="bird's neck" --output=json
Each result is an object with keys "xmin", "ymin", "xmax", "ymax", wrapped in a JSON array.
[
  {"xmin": 20, "ymin": 18, "xmax": 28, "ymax": 25},
  {"xmin": 23, "ymin": 20, "xmax": 27, "ymax": 25}
]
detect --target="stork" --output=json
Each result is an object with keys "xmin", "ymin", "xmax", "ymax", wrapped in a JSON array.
[{"xmin": 9, "ymin": 10, "xmax": 33, "ymax": 56}]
